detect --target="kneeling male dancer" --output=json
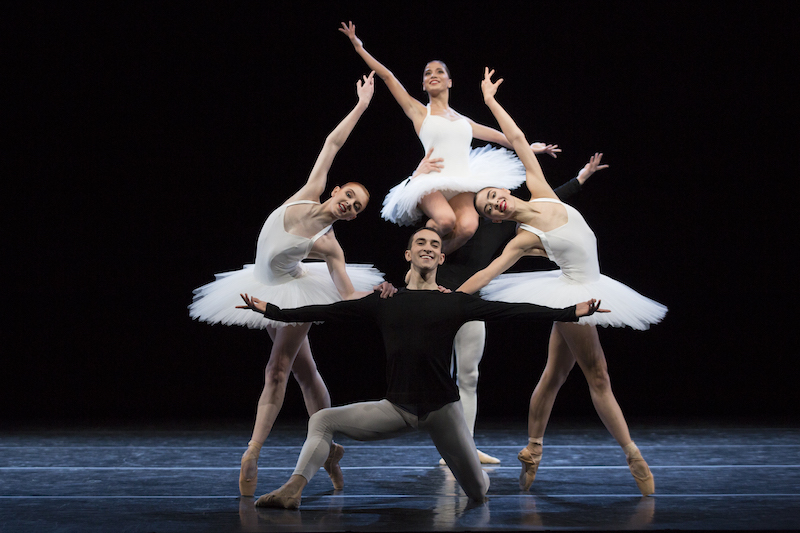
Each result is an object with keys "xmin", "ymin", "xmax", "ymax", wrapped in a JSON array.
[{"xmin": 237, "ymin": 227, "xmax": 606, "ymax": 508}]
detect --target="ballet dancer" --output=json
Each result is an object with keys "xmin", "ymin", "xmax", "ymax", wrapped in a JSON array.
[
  {"xmin": 236, "ymin": 226, "xmax": 606, "ymax": 508},
  {"xmin": 417, "ymin": 148, "xmax": 607, "ymax": 465},
  {"xmin": 189, "ymin": 72, "xmax": 396, "ymax": 497},
  {"xmin": 458, "ymin": 68, "xmax": 667, "ymax": 496},
  {"xmin": 339, "ymin": 21, "xmax": 559, "ymax": 254}
]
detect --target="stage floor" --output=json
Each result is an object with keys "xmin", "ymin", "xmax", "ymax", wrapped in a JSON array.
[{"xmin": 1, "ymin": 417, "xmax": 798, "ymax": 531}]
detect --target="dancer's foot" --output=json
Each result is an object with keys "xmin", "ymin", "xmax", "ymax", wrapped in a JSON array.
[
  {"xmin": 623, "ymin": 443, "xmax": 655, "ymax": 496},
  {"xmin": 239, "ymin": 440, "xmax": 262, "ymax": 497},
  {"xmin": 440, "ymin": 448, "xmax": 502, "ymax": 466},
  {"xmin": 323, "ymin": 442, "xmax": 345, "ymax": 490},
  {"xmin": 518, "ymin": 440, "xmax": 543, "ymax": 490},
  {"xmin": 477, "ymin": 449, "xmax": 501, "ymax": 464},
  {"xmin": 254, "ymin": 475, "xmax": 306, "ymax": 510}
]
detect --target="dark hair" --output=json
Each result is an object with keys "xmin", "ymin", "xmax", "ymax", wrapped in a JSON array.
[
  {"xmin": 473, "ymin": 187, "xmax": 490, "ymax": 217},
  {"xmin": 406, "ymin": 226, "xmax": 444, "ymax": 250},
  {"xmin": 424, "ymin": 60, "xmax": 451, "ymax": 78}
]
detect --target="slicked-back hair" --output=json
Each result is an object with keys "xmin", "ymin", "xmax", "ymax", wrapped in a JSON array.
[{"xmin": 406, "ymin": 226, "xmax": 444, "ymax": 250}]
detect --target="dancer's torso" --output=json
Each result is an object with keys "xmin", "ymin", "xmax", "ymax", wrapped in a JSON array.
[{"xmin": 253, "ymin": 201, "xmax": 331, "ymax": 284}]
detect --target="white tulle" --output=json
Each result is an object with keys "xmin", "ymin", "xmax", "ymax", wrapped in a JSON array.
[
  {"xmin": 189, "ymin": 262, "xmax": 385, "ymax": 329},
  {"xmin": 381, "ymin": 145, "xmax": 525, "ymax": 226},
  {"xmin": 480, "ymin": 270, "xmax": 667, "ymax": 330}
]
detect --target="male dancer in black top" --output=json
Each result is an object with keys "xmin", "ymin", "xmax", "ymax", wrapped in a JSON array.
[{"xmin": 238, "ymin": 227, "xmax": 605, "ymax": 508}]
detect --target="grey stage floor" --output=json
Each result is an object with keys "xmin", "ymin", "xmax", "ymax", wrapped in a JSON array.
[{"xmin": 0, "ymin": 417, "xmax": 798, "ymax": 532}]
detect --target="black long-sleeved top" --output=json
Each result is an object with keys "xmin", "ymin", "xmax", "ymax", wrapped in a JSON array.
[{"xmin": 264, "ymin": 290, "xmax": 578, "ymax": 416}]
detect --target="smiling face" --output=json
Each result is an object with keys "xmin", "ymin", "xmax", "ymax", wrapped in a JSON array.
[
  {"xmin": 330, "ymin": 183, "xmax": 369, "ymax": 221},
  {"xmin": 422, "ymin": 61, "xmax": 452, "ymax": 93},
  {"xmin": 475, "ymin": 187, "xmax": 514, "ymax": 220},
  {"xmin": 404, "ymin": 227, "xmax": 445, "ymax": 271}
]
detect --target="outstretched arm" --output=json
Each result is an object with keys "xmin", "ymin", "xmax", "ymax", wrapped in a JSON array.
[
  {"xmin": 481, "ymin": 68, "xmax": 558, "ymax": 200},
  {"xmin": 290, "ymin": 72, "xmax": 376, "ymax": 202},
  {"xmin": 575, "ymin": 152, "xmax": 608, "ymax": 185},
  {"xmin": 339, "ymin": 21, "xmax": 426, "ymax": 124}
]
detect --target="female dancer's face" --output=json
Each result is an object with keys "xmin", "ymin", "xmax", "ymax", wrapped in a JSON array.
[
  {"xmin": 423, "ymin": 61, "xmax": 452, "ymax": 93},
  {"xmin": 330, "ymin": 183, "xmax": 369, "ymax": 221},
  {"xmin": 475, "ymin": 187, "xmax": 514, "ymax": 221}
]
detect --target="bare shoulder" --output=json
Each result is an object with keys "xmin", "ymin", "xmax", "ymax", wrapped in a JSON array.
[{"xmin": 309, "ymin": 228, "xmax": 342, "ymax": 258}]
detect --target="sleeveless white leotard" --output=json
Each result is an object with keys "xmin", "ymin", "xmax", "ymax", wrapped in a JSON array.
[
  {"xmin": 189, "ymin": 201, "xmax": 385, "ymax": 329},
  {"xmin": 480, "ymin": 198, "xmax": 667, "ymax": 330},
  {"xmin": 381, "ymin": 105, "xmax": 526, "ymax": 226}
]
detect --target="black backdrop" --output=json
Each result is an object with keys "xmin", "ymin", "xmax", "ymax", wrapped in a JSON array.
[{"xmin": 6, "ymin": 2, "xmax": 798, "ymax": 424}]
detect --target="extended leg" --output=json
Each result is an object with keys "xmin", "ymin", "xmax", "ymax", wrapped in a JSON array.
[
  {"xmin": 519, "ymin": 323, "xmax": 576, "ymax": 489},
  {"xmin": 557, "ymin": 322, "xmax": 654, "ymax": 496},
  {"xmin": 240, "ymin": 323, "xmax": 313, "ymax": 497}
]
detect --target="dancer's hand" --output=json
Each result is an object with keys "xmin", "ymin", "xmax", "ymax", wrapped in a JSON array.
[
  {"xmin": 338, "ymin": 21, "xmax": 363, "ymax": 48},
  {"xmin": 356, "ymin": 71, "xmax": 376, "ymax": 105},
  {"xmin": 374, "ymin": 281, "xmax": 398, "ymax": 299},
  {"xmin": 437, "ymin": 285, "xmax": 452, "ymax": 293},
  {"xmin": 530, "ymin": 142, "xmax": 561, "ymax": 159},
  {"xmin": 577, "ymin": 153, "xmax": 609, "ymax": 185},
  {"xmin": 237, "ymin": 293, "xmax": 268, "ymax": 313},
  {"xmin": 412, "ymin": 147, "xmax": 444, "ymax": 178},
  {"xmin": 575, "ymin": 299, "xmax": 609, "ymax": 317},
  {"xmin": 481, "ymin": 67, "xmax": 503, "ymax": 103}
]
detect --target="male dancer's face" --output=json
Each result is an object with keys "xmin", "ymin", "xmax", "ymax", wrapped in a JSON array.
[{"xmin": 404, "ymin": 228, "xmax": 445, "ymax": 272}]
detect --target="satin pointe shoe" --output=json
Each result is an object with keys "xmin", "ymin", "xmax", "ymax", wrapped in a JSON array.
[
  {"xmin": 239, "ymin": 440, "xmax": 262, "ymax": 497},
  {"xmin": 323, "ymin": 442, "xmax": 345, "ymax": 490},
  {"xmin": 517, "ymin": 444, "xmax": 543, "ymax": 491},
  {"xmin": 624, "ymin": 443, "xmax": 655, "ymax": 496}
]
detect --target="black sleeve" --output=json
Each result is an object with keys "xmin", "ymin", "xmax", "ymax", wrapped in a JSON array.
[
  {"xmin": 554, "ymin": 177, "xmax": 581, "ymax": 201},
  {"xmin": 263, "ymin": 293, "xmax": 378, "ymax": 323},
  {"xmin": 461, "ymin": 293, "xmax": 578, "ymax": 323}
]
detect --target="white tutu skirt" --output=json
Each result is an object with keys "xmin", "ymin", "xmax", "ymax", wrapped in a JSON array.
[
  {"xmin": 189, "ymin": 262, "xmax": 385, "ymax": 329},
  {"xmin": 480, "ymin": 270, "xmax": 667, "ymax": 330},
  {"xmin": 381, "ymin": 145, "xmax": 525, "ymax": 226}
]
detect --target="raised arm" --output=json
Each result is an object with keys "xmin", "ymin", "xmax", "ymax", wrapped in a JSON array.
[
  {"xmin": 339, "ymin": 21, "xmax": 426, "ymax": 124},
  {"xmin": 290, "ymin": 72, "xmax": 375, "ymax": 202},
  {"xmin": 481, "ymin": 68, "xmax": 558, "ymax": 200}
]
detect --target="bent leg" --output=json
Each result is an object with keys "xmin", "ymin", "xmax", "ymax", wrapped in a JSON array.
[
  {"xmin": 423, "ymin": 401, "xmax": 489, "ymax": 502},
  {"xmin": 420, "ymin": 191, "xmax": 457, "ymax": 236},
  {"xmin": 442, "ymin": 192, "xmax": 480, "ymax": 254},
  {"xmin": 294, "ymin": 400, "xmax": 415, "ymax": 482}
]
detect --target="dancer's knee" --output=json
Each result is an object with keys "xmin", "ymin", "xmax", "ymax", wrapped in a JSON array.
[{"xmin": 427, "ymin": 213, "xmax": 456, "ymax": 235}]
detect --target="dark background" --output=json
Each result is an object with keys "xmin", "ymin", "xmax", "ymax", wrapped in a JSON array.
[{"xmin": 6, "ymin": 2, "xmax": 798, "ymax": 425}]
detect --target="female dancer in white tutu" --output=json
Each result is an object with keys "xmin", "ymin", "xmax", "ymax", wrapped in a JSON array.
[
  {"xmin": 459, "ymin": 68, "xmax": 667, "ymax": 496},
  {"xmin": 190, "ymin": 72, "xmax": 394, "ymax": 497},
  {"xmin": 339, "ymin": 21, "xmax": 559, "ymax": 254}
]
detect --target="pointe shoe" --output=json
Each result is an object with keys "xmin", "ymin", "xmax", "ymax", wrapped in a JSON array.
[
  {"xmin": 239, "ymin": 440, "xmax": 261, "ymax": 497},
  {"xmin": 625, "ymin": 449, "xmax": 655, "ymax": 496},
  {"xmin": 518, "ymin": 445, "xmax": 543, "ymax": 491},
  {"xmin": 323, "ymin": 443, "xmax": 345, "ymax": 490}
]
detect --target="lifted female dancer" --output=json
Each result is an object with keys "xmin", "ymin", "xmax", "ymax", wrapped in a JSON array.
[
  {"xmin": 190, "ymin": 72, "xmax": 394, "ymax": 496},
  {"xmin": 339, "ymin": 21, "xmax": 558, "ymax": 254},
  {"xmin": 459, "ymin": 68, "xmax": 667, "ymax": 496}
]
